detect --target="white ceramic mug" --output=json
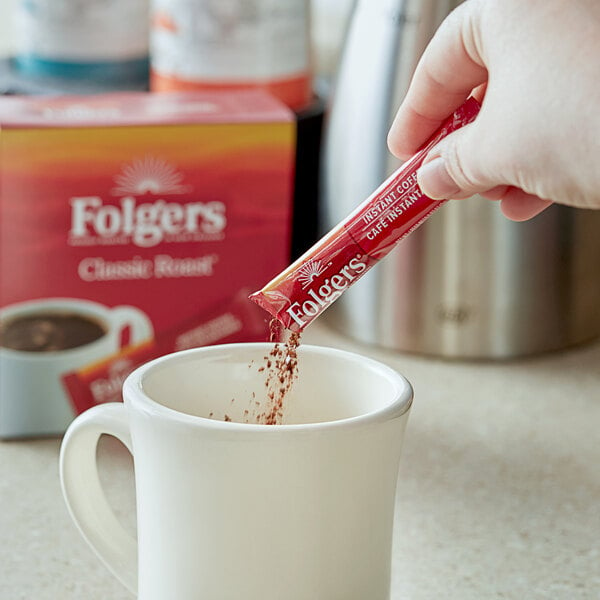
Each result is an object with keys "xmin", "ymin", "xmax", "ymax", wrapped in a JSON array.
[
  {"xmin": 0, "ymin": 297, "xmax": 153, "ymax": 437},
  {"xmin": 60, "ymin": 343, "xmax": 413, "ymax": 600}
]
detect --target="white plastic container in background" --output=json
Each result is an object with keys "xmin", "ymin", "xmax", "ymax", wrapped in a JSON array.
[
  {"xmin": 150, "ymin": 0, "xmax": 312, "ymax": 110},
  {"xmin": 310, "ymin": 0, "xmax": 354, "ymax": 87},
  {"xmin": 13, "ymin": 0, "xmax": 150, "ymax": 83}
]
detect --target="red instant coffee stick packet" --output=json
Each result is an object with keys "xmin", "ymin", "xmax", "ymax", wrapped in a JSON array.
[{"xmin": 250, "ymin": 97, "xmax": 481, "ymax": 332}]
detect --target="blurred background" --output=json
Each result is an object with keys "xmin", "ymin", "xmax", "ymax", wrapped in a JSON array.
[
  {"xmin": 0, "ymin": 0, "xmax": 599, "ymax": 364},
  {"xmin": 0, "ymin": 0, "xmax": 356, "ymax": 92},
  {"xmin": 0, "ymin": 1, "xmax": 16, "ymax": 55}
]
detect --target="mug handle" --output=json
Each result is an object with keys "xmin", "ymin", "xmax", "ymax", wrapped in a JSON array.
[
  {"xmin": 110, "ymin": 305, "xmax": 154, "ymax": 346},
  {"xmin": 59, "ymin": 403, "xmax": 137, "ymax": 594}
]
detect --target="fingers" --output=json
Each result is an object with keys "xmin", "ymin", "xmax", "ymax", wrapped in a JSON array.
[
  {"xmin": 417, "ymin": 156, "xmax": 462, "ymax": 199},
  {"xmin": 387, "ymin": 0, "xmax": 488, "ymax": 160},
  {"xmin": 480, "ymin": 185, "xmax": 509, "ymax": 201},
  {"xmin": 417, "ymin": 145, "xmax": 553, "ymax": 221},
  {"xmin": 416, "ymin": 120, "xmax": 499, "ymax": 198},
  {"xmin": 499, "ymin": 189, "xmax": 553, "ymax": 221}
]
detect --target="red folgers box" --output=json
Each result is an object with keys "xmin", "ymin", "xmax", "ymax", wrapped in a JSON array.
[{"xmin": 0, "ymin": 90, "xmax": 295, "ymax": 438}]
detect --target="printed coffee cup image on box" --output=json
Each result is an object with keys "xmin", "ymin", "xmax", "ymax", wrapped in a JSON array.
[{"xmin": 0, "ymin": 298, "xmax": 153, "ymax": 438}]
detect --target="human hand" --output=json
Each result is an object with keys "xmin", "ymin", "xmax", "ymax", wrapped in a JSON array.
[{"xmin": 387, "ymin": 0, "xmax": 600, "ymax": 221}]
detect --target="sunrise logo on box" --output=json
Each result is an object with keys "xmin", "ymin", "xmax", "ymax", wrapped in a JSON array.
[
  {"xmin": 111, "ymin": 156, "xmax": 192, "ymax": 196},
  {"xmin": 68, "ymin": 156, "xmax": 226, "ymax": 248}
]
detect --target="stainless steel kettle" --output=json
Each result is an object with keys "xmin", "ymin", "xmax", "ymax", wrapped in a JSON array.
[{"xmin": 321, "ymin": 0, "xmax": 600, "ymax": 358}]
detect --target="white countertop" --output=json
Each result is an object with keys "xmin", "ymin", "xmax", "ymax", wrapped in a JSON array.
[{"xmin": 1, "ymin": 320, "xmax": 599, "ymax": 600}]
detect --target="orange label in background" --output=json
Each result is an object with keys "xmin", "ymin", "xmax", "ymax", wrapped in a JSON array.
[
  {"xmin": 150, "ymin": 0, "xmax": 312, "ymax": 111},
  {"xmin": 151, "ymin": 72, "xmax": 312, "ymax": 112}
]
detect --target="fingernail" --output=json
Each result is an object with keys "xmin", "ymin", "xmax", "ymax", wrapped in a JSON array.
[{"xmin": 417, "ymin": 156, "xmax": 461, "ymax": 200}]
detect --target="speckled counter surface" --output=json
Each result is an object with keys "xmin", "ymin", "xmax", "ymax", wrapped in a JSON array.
[{"xmin": 1, "ymin": 321, "xmax": 599, "ymax": 600}]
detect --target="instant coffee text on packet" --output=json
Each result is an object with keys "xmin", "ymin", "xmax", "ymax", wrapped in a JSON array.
[{"xmin": 250, "ymin": 97, "xmax": 481, "ymax": 332}]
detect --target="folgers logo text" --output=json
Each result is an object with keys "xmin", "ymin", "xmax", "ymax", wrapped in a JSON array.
[
  {"xmin": 285, "ymin": 255, "xmax": 367, "ymax": 328},
  {"xmin": 69, "ymin": 196, "xmax": 226, "ymax": 248},
  {"xmin": 68, "ymin": 156, "xmax": 226, "ymax": 248}
]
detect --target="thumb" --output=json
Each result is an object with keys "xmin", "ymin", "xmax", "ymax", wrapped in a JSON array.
[{"xmin": 417, "ymin": 120, "xmax": 498, "ymax": 200}]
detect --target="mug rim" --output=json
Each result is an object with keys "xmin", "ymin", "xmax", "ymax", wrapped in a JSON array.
[
  {"xmin": 123, "ymin": 342, "xmax": 413, "ymax": 433},
  {"xmin": 0, "ymin": 297, "xmax": 112, "ymax": 358}
]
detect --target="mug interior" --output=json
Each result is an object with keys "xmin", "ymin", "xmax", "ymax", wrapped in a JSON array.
[{"xmin": 137, "ymin": 344, "xmax": 412, "ymax": 426}]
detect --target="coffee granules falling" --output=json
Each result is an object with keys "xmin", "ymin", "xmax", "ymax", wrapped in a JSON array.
[
  {"xmin": 255, "ymin": 319, "xmax": 301, "ymax": 425},
  {"xmin": 268, "ymin": 316, "xmax": 283, "ymax": 343},
  {"xmin": 205, "ymin": 319, "xmax": 300, "ymax": 425}
]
